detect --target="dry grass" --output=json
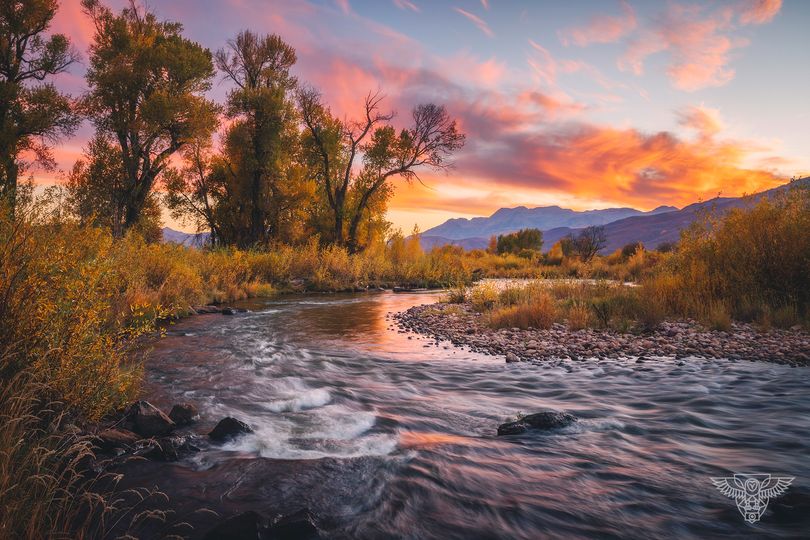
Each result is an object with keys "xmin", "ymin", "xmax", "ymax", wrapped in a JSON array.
[{"xmin": 489, "ymin": 294, "xmax": 557, "ymax": 330}]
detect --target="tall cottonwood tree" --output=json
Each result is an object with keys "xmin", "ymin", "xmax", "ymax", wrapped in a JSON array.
[
  {"xmin": 81, "ymin": 0, "xmax": 217, "ymax": 234},
  {"xmin": 0, "ymin": 0, "xmax": 79, "ymax": 211},
  {"xmin": 214, "ymin": 31, "xmax": 305, "ymax": 246},
  {"xmin": 299, "ymin": 88, "xmax": 465, "ymax": 252}
]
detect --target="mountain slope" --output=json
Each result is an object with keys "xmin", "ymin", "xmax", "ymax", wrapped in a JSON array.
[
  {"xmin": 423, "ymin": 204, "xmax": 677, "ymax": 240},
  {"xmin": 161, "ymin": 227, "xmax": 210, "ymax": 247},
  {"xmin": 534, "ymin": 178, "xmax": 808, "ymax": 253},
  {"xmin": 419, "ymin": 178, "xmax": 807, "ymax": 253}
]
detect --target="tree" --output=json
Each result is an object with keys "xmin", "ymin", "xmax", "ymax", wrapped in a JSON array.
[
  {"xmin": 81, "ymin": 0, "xmax": 217, "ymax": 234},
  {"xmin": 0, "ymin": 0, "xmax": 80, "ymax": 211},
  {"xmin": 496, "ymin": 228, "xmax": 543, "ymax": 255},
  {"xmin": 66, "ymin": 132, "xmax": 162, "ymax": 241},
  {"xmin": 562, "ymin": 225, "xmax": 607, "ymax": 262},
  {"xmin": 300, "ymin": 88, "xmax": 464, "ymax": 252},
  {"xmin": 162, "ymin": 137, "xmax": 222, "ymax": 244},
  {"xmin": 214, "ymin": 31, "xmax": 306, "ymax": 246}
]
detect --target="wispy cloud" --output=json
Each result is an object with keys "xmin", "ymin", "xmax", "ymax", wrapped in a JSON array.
[
  {"xmin": 335, "ymin": 0, "xmax": 350, "ymax": 15},
  {"xmin": 454, "ymin": 7, "xmax": 494, "ymax": 37},
  {"xmin": 559, "ymin": 0, "xmax": 637, "ymax": 47},
  {"xmin": 739, "ymin": 0, "xmax": 782, "ymax": 25},
  {"xmin": 481, "ymin": 0, "xmax": 490, "ymax": 10},
  {"xmin": 393, "ymin": 0, "xmax": 420, "ymax": 13}
]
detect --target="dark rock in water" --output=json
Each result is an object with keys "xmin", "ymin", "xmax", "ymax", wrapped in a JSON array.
[
  {"xmin": 497, "ymin": 411, "xmax": 577, "ymax": 436},
  {"xmin": 209, "ymin": 417, "xmax": 253, "ymax": 442},
  {"xmin": 269, "ymin": 509, "xmax": 320, "ymax": 539},
  {"xmin": 128, "ymin": 401, "xmax": 175, "ymax": 437},
  {"xmin": 193, "ymin": 305, "xmax": 221, "ymax": 314},
  {"xmin": 221, "ymin": 307, "xmax": 236, "ymax": 315},
  {"xmin": 95, "ymin": 428, "xmax": 139, "ymax": 451},
  {"xmin": 204, "ymin": 511, "xmax": 266, "ymax": 540},
  {"xmin": 169, "ymin": 403, "xmax": 198, "ymax": 426},
  {"xmin": 140, "ymin": 435, "xmax": 201, "ymax": 462}
]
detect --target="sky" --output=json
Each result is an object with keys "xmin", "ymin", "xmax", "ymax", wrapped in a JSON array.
[{"xmin": 42, "ymin": 0, "xmax": 810, "ymax": 233}]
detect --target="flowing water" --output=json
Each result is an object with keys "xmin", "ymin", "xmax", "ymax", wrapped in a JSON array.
[{"xmin": 137, "ymin": 292, "xmax": 810, "ymax": 539}]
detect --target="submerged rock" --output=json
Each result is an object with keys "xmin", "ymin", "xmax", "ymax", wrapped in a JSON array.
[
  {"xmin": 497, "ymin": 411, "xmax": 577, "ymax": 436},
  {"xmin": 128, "ymin": 401, "xmax": 175, "ymax": 437},
  {"xmin": 168, "ymin": 403, "xmax": 198, "ymax": 426},
  {"xmin": 203, "ymin": 511, "xmax": 265, "ymax": 540},
  {"xmin": 208, "ymin": 417, "xmax": 253, "ymax": 442},
  {"xmin": 203, "ymin": 509, "xmax": 321, "ymax": 540},
  {"xmin": 269, "ymin": 509, "xmax": 320, "ymax": 539}
]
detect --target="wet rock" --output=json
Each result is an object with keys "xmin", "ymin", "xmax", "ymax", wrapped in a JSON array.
[
  {"xmin": 209, "ymin": 417, "xmax": 253, "ymax": 442},
  {"xmin": 95, "ymin": 428, "xmax": 139, "ymax": 451},
  {"xmin": 269, "ymin": 509, "xmax": 320, "ymax": 539},
  {"xmin": 169, "ymin": 403, "xmax": 198, "ymax": 426},
  {"xmin": 128, "ymin": 401, "xmax": 175, "ymax": 437},
  {"xmin": 140, "ymin": 435, "xmax": 201, "ymax": 462},
  {"xmin": 204, "ymin": 511, "xmax": 266, "ymax": 540},
  {"xmin": 193, "ymin": 305, "xmax": 221, "ymax": 314},
  {"xmin": 221, "ymin": 307, "xmax": 236, "ymax": 315},
  {"xmin": 505, "ymin": 352, "xmax": 520, "ymax": 363},
  {"xmin": 497, "ymin": 411, "xmax": 577, "ymax": 436}
]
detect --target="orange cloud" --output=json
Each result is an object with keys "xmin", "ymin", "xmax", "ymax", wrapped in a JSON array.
[
  {"xmin": 559, "ymin": 0, "xmax": 637, "ymax": 47},
  {"xmin": 739, "ymin": 0, "xmax": 782, "ymax": 25}
]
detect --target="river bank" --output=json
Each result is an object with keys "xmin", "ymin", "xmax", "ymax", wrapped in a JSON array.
[{"xmin": 395, "ymin": 301, "xmax": 810, "ymax": 366}]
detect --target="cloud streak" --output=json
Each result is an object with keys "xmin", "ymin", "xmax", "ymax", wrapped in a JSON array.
[{"xmin": 453, "ymin": 7, "xmax": 494, "ymax": 37}]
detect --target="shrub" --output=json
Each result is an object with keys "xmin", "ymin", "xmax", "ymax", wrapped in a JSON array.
[
  {"xmin": 566, "ymin": 302, "xmax": 592, "ymax": 330},
  {"xmin": 470, "ymin": 282, "xmax": 500, "ymax": 311},
  {"xmin": 489, "ymin": 294, "xmax": 557, "ymax": 330}
]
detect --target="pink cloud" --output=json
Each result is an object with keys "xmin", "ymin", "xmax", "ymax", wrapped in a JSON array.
[
  {"xmin": 739, "ymin": 0, "xmax": 782, "ymax": 25},
  {"xmin": 677, "ymin": 105, "xmax": 724, "ymax": 138},
  {"xmin": 619, "ymin": 4, "xmax": 741, "ymax": 91},
  {"xmin": 393, "ymin": 0, "xmax": 420, "ymax": 13},
  {"xmin": 559, "ymin": 0, "xmax": 637, "ymax": 47},
  {"xmin": 453, "ymin": 7, "xmax": 494, "ymax": 37},
  {"xmin": 527, "ymin": 39, "xmax": 557, "ymax": 86}
]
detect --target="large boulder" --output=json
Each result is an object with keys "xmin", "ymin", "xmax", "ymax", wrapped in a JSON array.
[
  {"xmin": 128, "ymin": 401, "xmax": 175, "ymax": 437},
  {"xmin": 208, "ymin": 417, "xmax": 253, "ymax": 442},
  {"xmin": 497, "ymin": 411, "xmax": 577, "ymax": 436},
  {"xmin": 169, "ymin": 403, "xmax": 198, "ymax": 426}
]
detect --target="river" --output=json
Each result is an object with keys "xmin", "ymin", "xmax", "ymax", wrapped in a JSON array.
[{"xmin": 131, "ymin": 291, "xmax": 810, "ymax": 539}]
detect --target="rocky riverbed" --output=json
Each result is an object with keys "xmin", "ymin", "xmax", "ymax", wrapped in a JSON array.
[{"xmin": 395, "ymin": 302, "xmax": 810, "ymax": 366}]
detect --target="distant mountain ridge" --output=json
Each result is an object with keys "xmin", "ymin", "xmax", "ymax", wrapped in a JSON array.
[
  {"xmin": 161, "ymin": 227, "xmax": 209, "ymax": 247},
  {"xmin": 419, "ymin": 178, "xmax": 808, "ymax": 253},
  {"xmin": 423, "ymin": 204, "xmax": 677, "ymax": 240}
]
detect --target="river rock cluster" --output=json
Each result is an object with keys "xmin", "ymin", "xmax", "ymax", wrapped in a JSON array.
[{"xmin": 395, "ymin": 302, "xmax": 810, "ymax": 366}]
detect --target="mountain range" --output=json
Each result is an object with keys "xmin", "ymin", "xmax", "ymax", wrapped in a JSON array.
[
  {"xmin": 161, "ymin": 179, "xmax": 807, "ymax": 252},
  {"xmin": 418, "ymin": 178, "xmax": 807, "ymax": 253}
]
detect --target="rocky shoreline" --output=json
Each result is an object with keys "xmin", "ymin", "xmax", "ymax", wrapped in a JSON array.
[{"xmin": 395, "ymin": 301, "xmax": 810, "ymax": 366}]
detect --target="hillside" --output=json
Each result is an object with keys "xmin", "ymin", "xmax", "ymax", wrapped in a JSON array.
[
  {"xmin": 422, "ymin": 204, "xmax": 676, "ymax": 239},
  {"xmin": 419, "ymin": 178, "xmax": 807, "ymax": 253}
]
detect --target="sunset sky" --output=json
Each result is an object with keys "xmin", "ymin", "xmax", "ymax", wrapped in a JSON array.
[{"xmin": 45, "ymin": 0, "xmax": 809, "ymax": 232}]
